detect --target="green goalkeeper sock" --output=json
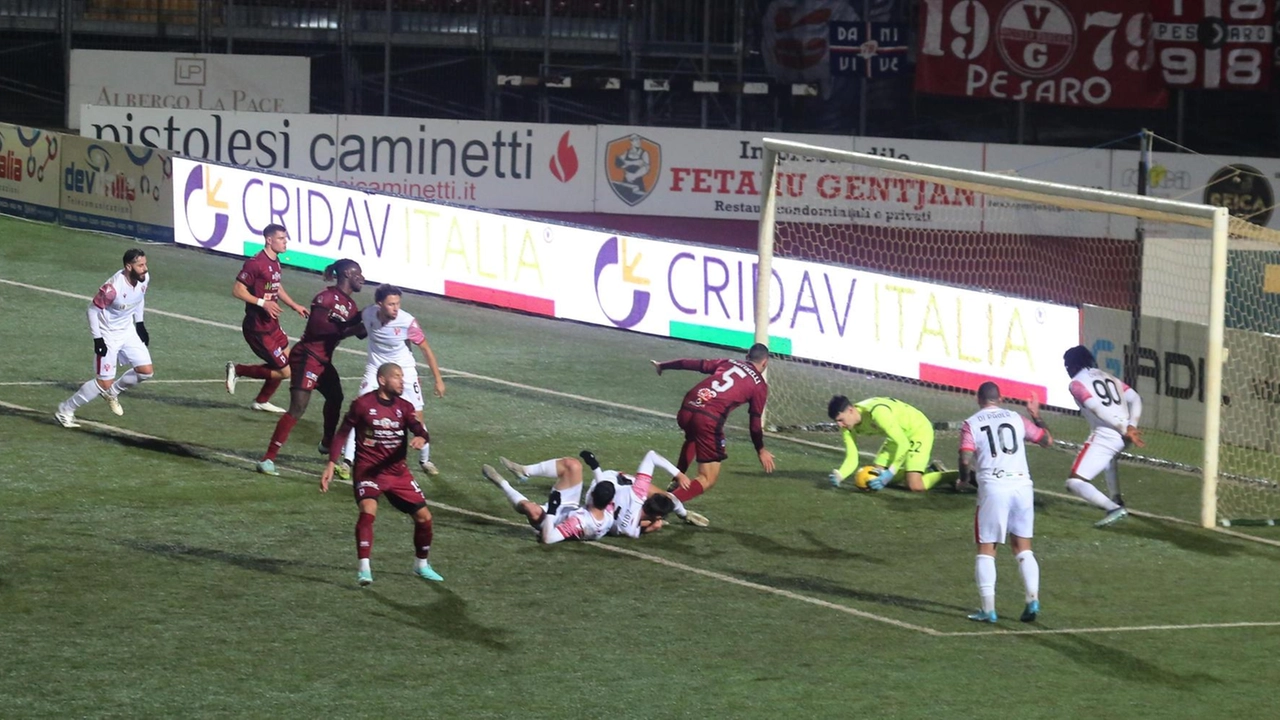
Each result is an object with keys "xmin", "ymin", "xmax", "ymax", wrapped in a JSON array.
[{"xmin": 922, "ymin": 470, "xmax": 961, "ymax": 490}]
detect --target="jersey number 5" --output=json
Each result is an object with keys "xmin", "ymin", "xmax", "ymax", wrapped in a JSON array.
[{"xmin": 710, "ymin": 366, "xmax": 748, "ymax": 392}]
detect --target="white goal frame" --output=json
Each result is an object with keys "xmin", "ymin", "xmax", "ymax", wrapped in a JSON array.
[{"xmin": 754, "ymin": 138, "xmax": 1229, "ymax": 529}]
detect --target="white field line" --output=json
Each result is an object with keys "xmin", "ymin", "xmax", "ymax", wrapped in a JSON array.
[
  {"xmin": 0, "ymin": 396, "xmax": 939, "ymax": 636},
  {"xmin": 4, "ymin": 276, "xmax": 1280, "ymax": 634},
  {"xmin": 939, "ymin": 620, "xmax": 1280, "ymax": 638}
]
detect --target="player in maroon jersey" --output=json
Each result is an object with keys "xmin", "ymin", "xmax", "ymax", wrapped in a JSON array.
[
  {"xmin": 256, "ymin": 258, "xmax": 366, "ymax": 476},
  {"xmin": 224, "ymin": 224, "xmax": 310, "ymax": 414},
  {"xmin": 651, "ymin": 342, "xmax": 775, "ymax": 502},
  {"xmin": 320, "ymin": 362, "xmax": 443, "ymax": 585}
]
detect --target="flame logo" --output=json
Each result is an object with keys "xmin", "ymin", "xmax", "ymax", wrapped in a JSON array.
[{"xmin": 549, "ymin": 131, "xmax": 578, "ymax": 183}]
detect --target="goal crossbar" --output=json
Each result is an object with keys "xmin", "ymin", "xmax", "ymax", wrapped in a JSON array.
[{"xmin": 755, "ymin": 137, "xmax": 1232, "ymax": 528}]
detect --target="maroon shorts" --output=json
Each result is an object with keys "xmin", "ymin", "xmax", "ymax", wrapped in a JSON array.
[
  {"xmin": 677, "ymin": 407, "xmax": 728, "ymax": 464},
  {"xmin": 289, "ymin": 350, "xmax": 339, "ymax": 393},
  {"xmin": 352, "ymin": 470, "xmax": 426, "ymax": 513},
  {"xmin": 243, "ymin": 322, "xmax": 289, "ymax": 369}
]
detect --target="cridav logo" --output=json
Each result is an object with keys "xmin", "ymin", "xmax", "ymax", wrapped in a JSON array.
[
  {"xmin": 593, "ymin": 235, "xmax": 650, "ymax": 328},
  {"xmin": 182, "ymin": 163, "xmax": 230, "ymax": 248},
  {"xmin": 549, "ymin": 131, "xmax": 578, "ymax": 183}
]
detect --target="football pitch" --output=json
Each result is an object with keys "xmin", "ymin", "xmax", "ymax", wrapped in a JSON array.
[{"xmin": 2, "ymin": 216, "xmax": 1280, "ymax": 718}]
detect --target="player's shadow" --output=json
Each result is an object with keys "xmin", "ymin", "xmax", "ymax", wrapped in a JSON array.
[
  {"xmin": 365, "ymin": 588, "xmax": 513, "ymax": 652},
  {"xmin": 737, "ymin": 571, "xmax": 970, "ymax": 617},
  {"xmin": 1109, "ymin": 516, "xmax": 1279, "ymax": 559},
  {"xmin": 116, "ymin": 539, "xmax": 349, "ymax": 590},
  {"xmin": 1027, "ymin": 633, "xmax": 1223, "ymax": 690},
  {"xmin": 875, "ymin": 490, "xmax": 970, "ymax": 514},
  {"xmin": 712, "ymin": 528, "xmax": 887, "ymax": 564}
]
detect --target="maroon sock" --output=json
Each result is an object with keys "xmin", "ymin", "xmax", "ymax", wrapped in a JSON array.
[
  {"xmin": 413, "ymin": 517, "xmax": 433, "ymax": 559},
  {"xmin": 673, "ymin": 479, "xmax": 705, "ymax": 503},
  {"xmin": 263, "ymin": 414, "xmax": 298, "ymax": 461},
  {"xmin": 255, "ymin": 377, "xmax": 283, "ymax": 404},
  {"xmin": 356, "ymin": 512, "xmax": 375, "ymax": 560},
  {"xmin": 235, "ymin": 363, "xmax": 273, "ymax": 380},
  {"xmin": 320, "ymin": 396, "xmax": 343, "ymax": 448},
  {"xmin": 677, "ymin": 442, "xmax": 696, "ymax": 473}
]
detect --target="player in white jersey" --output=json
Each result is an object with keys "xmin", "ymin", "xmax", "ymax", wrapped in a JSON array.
[
  {"xmin": 338, "ymin": 284, "xmax": 446, "ymax": 478},
  {"xmin": 1062, "ymin": 345, "xmax": 1144, "ymax": 528},
  {"xmin": 958, "ymin": 382, "xmax": 1053, "ymax": 624},
  {"xmin": 56, "ymin": 249, "xmax": 154, "ymax": 427},
  {"xmin": 484, "ymin": 450, "xmax": 709, "ymax": 542},
  {"xmin": 579, "ymin": 449, "xmax": 709, "ymax": 536},
  {"xmin": 481, "ymin": 456, "xmax": 616, "ymax": 544}
]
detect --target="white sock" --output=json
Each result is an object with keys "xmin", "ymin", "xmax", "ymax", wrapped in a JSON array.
[
  {"xmin": 1104, "ymin": 462, "xmax": 1121, "ymax": 499},
  {"xmin": 1016, "ymin": 550, "xmax": 1039, "ymax": 602},
  {"xmin": 419, "ymin": 442, "xmax": 431, "ymax": 465},
  {"xmin": 358, "ymin": 558, "xmax": 371, "ymax": 573},
  {"xmin": 415, "ymin": 557, "xmax": 430, "ymax": 569},
  {"xmin": 497, "ymin": 479, "xmax": 528, "ymax": 509},
  {"xmin": 63, "ymin": 379, "xmax": 102, "ymax": 412},
  {"xmin": 343, "ymin": 428, "xmax": 356, "ymax": 464},
  {"xmin": 525, "ymin": 459, "xmax": 559, "ymax": 478},
  {"xmin": 975, "ymin": 554, "xmax": 996, "ymax": 614},
  {"xmin": 110, "ymin": 369, "xmax": 149, "ymax": 397},
  {"xmin": 1065, "ymin": 478, "xmax": 1120, "ymax": 511}
]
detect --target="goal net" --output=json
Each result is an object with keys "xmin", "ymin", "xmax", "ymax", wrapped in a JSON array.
[{"xmin": 755, "ymin": 137, "xmax": 1280, "ymax": 529}]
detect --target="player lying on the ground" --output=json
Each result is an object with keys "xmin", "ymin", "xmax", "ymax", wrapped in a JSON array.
[
  {"xmin": 56, "ymin": 248, "xmax": 153, "ymax": 427},
  {"xmin": 482, "ymin": 456, "xmax": 619, "ymax": 544},
  {"xmin": 337, "ymin": 283, "xmax": 446, "ymax": 480},
  {"xmin": 225, "ymin": 223, "xmax": 309, "ymax": 415},
  {"xmin": 577, "ymin": 449, "xmax": 709, "ymax": 535},
  {"xmin": 320, "ymin": 362, "xmax": 443, "ymax": 586},
  {"xmin": 483, "ymin": 449, "xmax": 708, "ymax": 543},
  {"xmin": 1061, "ymin": 345, "xmax": 1143, "ymax": 528},
  {"xmin": 826, "ymin": 395, "xmax": 958, "ymax": 492},
  {"xmin": 958, "ymin": 382, "xmax": 1053, "ymax": 624},
  {"xmin": 651, "ymin": 343, "xmax": 775, "ymax": 504},
  {"xmin": 256, "ymin": 259, "xmax": 366, "ymax": 477}
]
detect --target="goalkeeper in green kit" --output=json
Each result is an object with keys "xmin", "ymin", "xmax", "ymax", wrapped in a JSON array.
[{"xmin": 826, "ymin": 395, "xmax": 959, "ymax": 491}]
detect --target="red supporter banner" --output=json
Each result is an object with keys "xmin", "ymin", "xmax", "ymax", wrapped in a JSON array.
[
  {"xmin": 915, "ymin": 0, "xmax": 1168, "ymax": 108},
  {"xmin": 1153, "ymin": 0, "xmax": 1272, "ymax": 90}
]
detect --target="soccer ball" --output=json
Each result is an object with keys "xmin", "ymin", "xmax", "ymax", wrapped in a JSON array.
[{"xmin": 853, "ymin": 465, "xmax": 878, "ymax": 490}]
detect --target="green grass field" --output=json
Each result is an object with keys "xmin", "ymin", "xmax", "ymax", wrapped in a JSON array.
[{"xmin": 3, "ymin": 215, "xmax": 1280, "ymax": 718}]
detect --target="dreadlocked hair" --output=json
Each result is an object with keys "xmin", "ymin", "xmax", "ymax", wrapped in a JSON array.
[{"xmin": 324, "ymin": 258, "xmax": 360, "ymax": 282}]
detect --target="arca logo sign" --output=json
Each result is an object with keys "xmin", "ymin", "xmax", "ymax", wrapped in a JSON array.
[
  {"xmin": 182, "ymin": 163, "xmax": 230, "ymax": 248},
  {"xmin": 593, "ymin": 235, "xmax": 650, "ymax": 328}
]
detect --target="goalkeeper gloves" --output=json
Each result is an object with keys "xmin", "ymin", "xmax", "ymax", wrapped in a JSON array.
[
  {"xmin": 868, "ymin": 468, "xmax": 895, "ymax": 491},
  {"xmin": 93, "ymin": 337, "xmax": 107, "ymax": 357},
  {"xmin": 828, "ymin": 470, "xmax": 843, "ymax": 488},
  {"xmin": 579, "ymin": 450, "xmax": 600, "ymax": 471},
  {"xmin": 135, "ymin": 322, "xmax": 149, "ymax": 346}
]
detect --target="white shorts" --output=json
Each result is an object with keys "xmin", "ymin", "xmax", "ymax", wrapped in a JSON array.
[
  {"xmin": 542, "ymin": 482, "xmax": 584, "ymax": 515},
  {"xmin": 95, "ymin": 333, "xmax": 152, "ymax": 381},
  {"xmin": 1070, "ymin": 430, "xmax": 1125, "ymax": 481},
  {"xmin": 358, "ymin": 365, "xmax": 423, "ymax": 411},
  {"xmin": 974, "ymin": 483, "xmax": 1034, "ymax": 544}
]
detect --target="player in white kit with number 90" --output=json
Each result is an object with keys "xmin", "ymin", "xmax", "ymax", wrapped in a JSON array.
[
  {"xmin": 1061, "ymin": 345, "xmax": 1144, "ymax": 529},
  {"xmin": 959, "ymin": 382, "xmax": 1053, "ymax": 624},
  {"xmin": 338, "ymin": 284, "xmax": 446, "ymax": 478}
]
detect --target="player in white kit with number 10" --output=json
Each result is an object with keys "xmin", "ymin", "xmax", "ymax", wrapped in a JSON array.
[
  {"xmin": 959, "ymin": 382, "xmax": 1053, "ymax": 624},
  {"xmin": 338, "ymin": 285, "xmax": 446, "ymax": 478}
]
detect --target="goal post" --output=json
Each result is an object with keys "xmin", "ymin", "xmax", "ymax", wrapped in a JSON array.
[{"xmin": 754, "ymin": 137, "xmax": 1251, "ymax": 529}]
